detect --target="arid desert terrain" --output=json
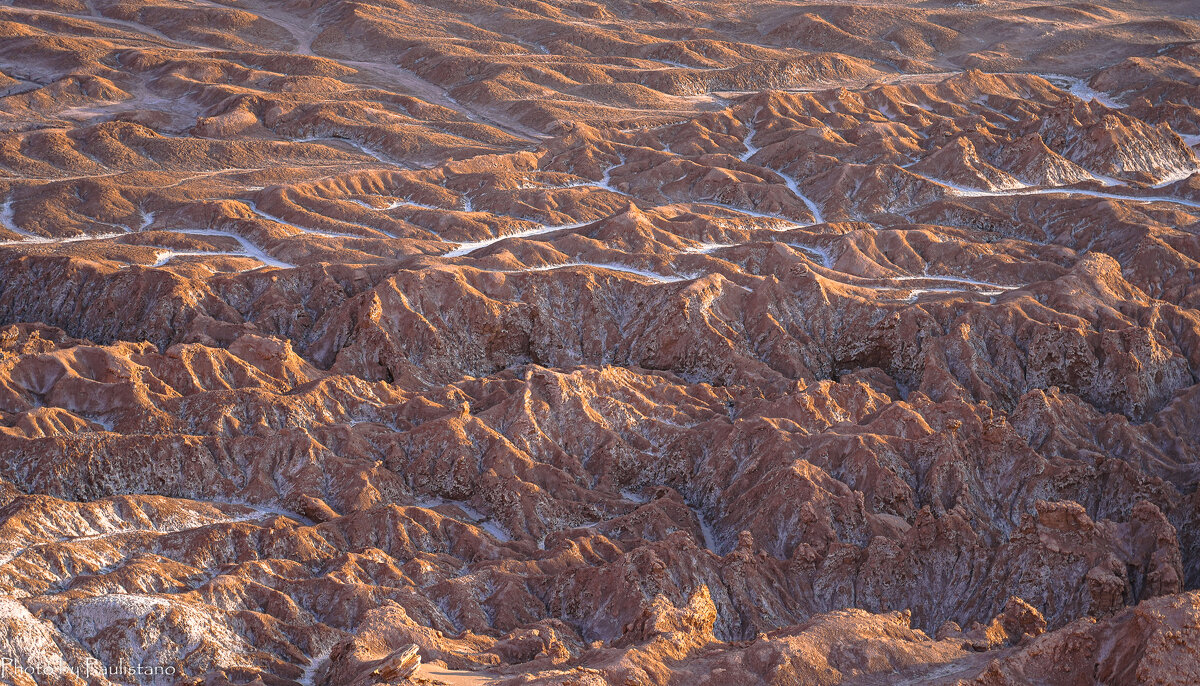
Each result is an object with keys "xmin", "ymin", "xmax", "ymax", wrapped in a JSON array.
[{"xmin": 2, "ymin": 0, "xmax": 1200, "ymax": 683}]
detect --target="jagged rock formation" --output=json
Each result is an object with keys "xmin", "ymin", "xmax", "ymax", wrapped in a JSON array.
[{"xmin": 1, "ymin": 0, "xmax": 1200, "ymax": 684}]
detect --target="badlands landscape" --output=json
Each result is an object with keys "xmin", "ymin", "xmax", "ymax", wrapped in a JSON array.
[{"xmin": 2, "ymin": 0, "xmax": 1200, "ymax": 683}]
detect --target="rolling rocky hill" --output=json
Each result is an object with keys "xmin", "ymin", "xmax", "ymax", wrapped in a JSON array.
[{"xmin": 2, "ymin": 0, "xmax": 1200, "ymax": 684}]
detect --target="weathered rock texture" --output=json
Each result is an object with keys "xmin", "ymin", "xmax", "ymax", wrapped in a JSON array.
[{"xmin": 1, "ymin": 0, "xmax": 1200, "ymax": 683}]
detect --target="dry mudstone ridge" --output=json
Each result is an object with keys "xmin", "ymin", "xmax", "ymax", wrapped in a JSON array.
[{"xmin": 1, "ymin": 0, "xmax": 1200, "ymax": 684}]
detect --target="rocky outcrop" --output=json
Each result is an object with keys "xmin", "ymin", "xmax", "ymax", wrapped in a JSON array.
[{"xmin": 0, "ymin": 0, "xmax": 1199, "ymax": 683}]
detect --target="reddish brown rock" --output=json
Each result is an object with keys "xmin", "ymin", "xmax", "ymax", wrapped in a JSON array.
[{"xmin": 0, "ymin": 0, "xmax": 1199, "ymax": 684}]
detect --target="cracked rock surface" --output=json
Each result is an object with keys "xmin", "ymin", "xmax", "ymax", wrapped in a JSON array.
[{"xmin": 2, "ymin": 0, "xmax": 1200, "ymax": 683}]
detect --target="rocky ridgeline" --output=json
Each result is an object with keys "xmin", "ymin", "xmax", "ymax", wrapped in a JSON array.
[{"xmin": 1, "ymin": 0, "xmax": 1200, "ymax": 684}]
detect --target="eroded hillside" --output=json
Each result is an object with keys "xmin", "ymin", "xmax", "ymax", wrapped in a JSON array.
[{"xmin": 2, "ymin": 0, "xmax": 1200, "ymax": 684}]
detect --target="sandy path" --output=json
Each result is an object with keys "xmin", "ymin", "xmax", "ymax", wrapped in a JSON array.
[{"xmin": 414, "ymin": 662, "xmax": 499, "ymax": 685}]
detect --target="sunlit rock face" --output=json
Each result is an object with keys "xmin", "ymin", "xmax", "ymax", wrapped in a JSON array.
[{"xmin": 1, "ymin": 0, "xmax": 1200, "ymax": 683}]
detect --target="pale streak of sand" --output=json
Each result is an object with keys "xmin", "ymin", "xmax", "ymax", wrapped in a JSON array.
[{"xmin": 414, "ymin": 662, "xmax": 499, "ymax": 685}]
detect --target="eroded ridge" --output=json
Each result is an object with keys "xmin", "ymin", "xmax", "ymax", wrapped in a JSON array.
[{"xmin": 2, "ymin": 0, "xmax": 1200, "ymax": 684}]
